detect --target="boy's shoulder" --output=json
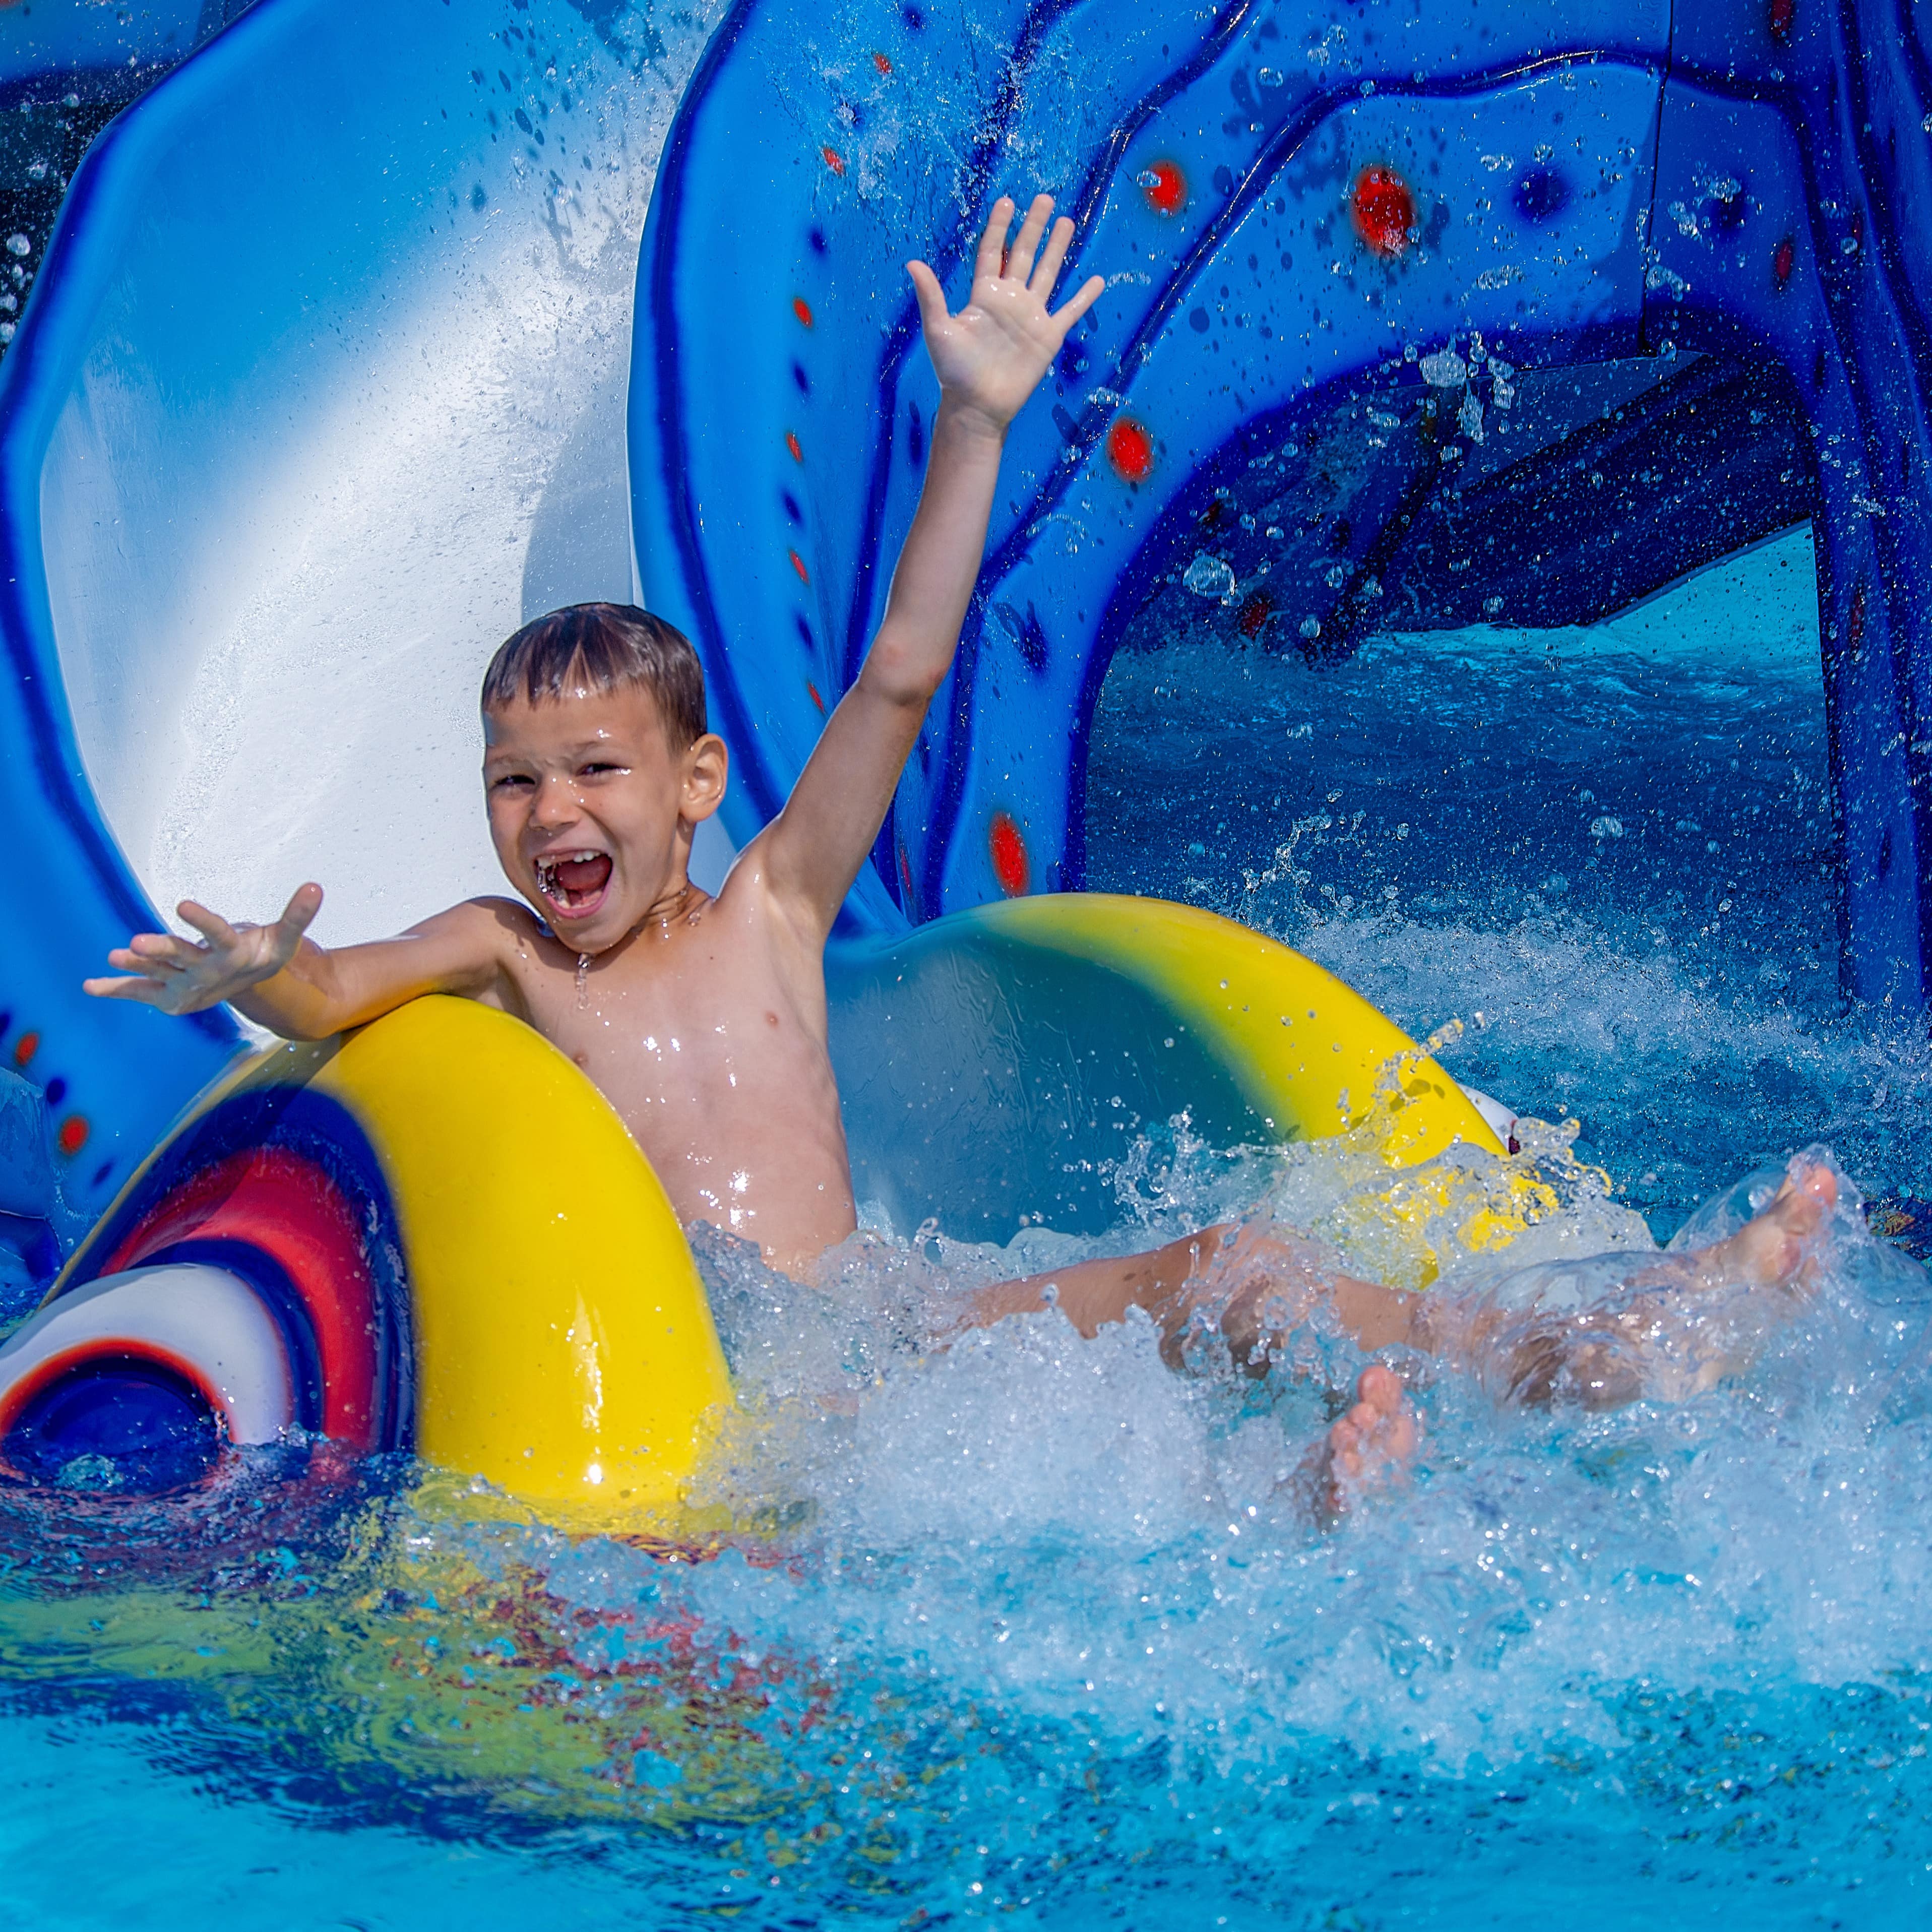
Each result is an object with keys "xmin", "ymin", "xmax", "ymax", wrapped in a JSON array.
[{"xmin": 409, "ymin": 892, "xmax": 562, "ymax": 959}]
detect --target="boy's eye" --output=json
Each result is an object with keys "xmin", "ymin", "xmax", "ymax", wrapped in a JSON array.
[
  {"xmin": 580, "ymin": 762, "xmax": 625, "ymax": 778},
  {"xmin": 490, "ymin": 773, "xmax": 535, "ymax": 792}
]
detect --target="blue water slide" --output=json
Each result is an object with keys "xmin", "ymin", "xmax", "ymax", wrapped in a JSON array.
[
  {"xmin": 0, "ymin": 0, "xmax": 706, "ymax": 1254},
  {"xmin": 633, "ymin": 0, "xmax": 1932, "ymax": 1003},
  {"xmin": 0, "ymin": 0, "xmax": 210, "ymax": 97}
]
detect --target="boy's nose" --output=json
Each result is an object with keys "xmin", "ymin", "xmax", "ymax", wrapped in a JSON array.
[{"xmin": 530, "ymin": 775, "xmax": 580, "ymax": 824}]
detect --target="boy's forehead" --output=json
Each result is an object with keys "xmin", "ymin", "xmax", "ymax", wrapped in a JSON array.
[{"xmin": 481, "ymin": 680, "xmax": 666, "ymax": 749}]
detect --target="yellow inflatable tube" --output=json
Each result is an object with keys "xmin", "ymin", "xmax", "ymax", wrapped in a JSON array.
[
  {"xmin": 52, "ymin": 896, "xmax": 1537, "ymax": 1526},
  {"xmin": 972, "ymin": 898, "xmax": 1550, "ymax": 1283},
  {"xmin": 311, "ymin": 998, "xmax": 730, "ymax": 1518},
  {"xmin": 981, "ymin": 895, "xmax": 1499, "ymax": 1165},
  {"xmin": 59, "ymin": 995, "xmax": 730, "ymax": 1526},
  {"xmin": 833, "ymin": 895, "xmax": 1548, "ymax": 1283}
]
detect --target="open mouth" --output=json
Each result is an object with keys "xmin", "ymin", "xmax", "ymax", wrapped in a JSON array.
[{"xmin": 532, "ymin": 848, "xmax": 613, "ymax": 919}]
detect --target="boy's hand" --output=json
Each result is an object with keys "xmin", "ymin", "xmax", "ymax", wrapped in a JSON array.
[
  {"xmin": 84, "ymin": 883, "xmax": 324, "ymax": 1015},
  {"xmin": 907, "ymin": 194, "xmax": 1104, "ymax": 437},
  {"xmin": 758, "ymin": 194, "xmax": 1106, "ymax": 936}
]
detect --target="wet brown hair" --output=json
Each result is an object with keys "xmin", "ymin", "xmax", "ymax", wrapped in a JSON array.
[{"xmin": 480, "ymin": 603, "xmax": 707, "ymax": 751}]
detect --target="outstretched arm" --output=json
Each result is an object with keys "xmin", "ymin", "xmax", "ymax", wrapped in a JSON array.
[
  {"xmin": 84, "ymin": 884, "xmax": 523, "ymax": 1040},
  {"xmin": 755, "ymin": 193, "xmax": 1104, "ymax": 934}
]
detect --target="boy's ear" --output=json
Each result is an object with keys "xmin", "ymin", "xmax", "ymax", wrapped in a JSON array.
[{"xmin": 680, "ymin": 732, "xmax": 729, "ymax": 823}]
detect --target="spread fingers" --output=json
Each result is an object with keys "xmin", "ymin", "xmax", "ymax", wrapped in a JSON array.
[
  {"xmin": 1003, "ymin": 193, "xmax": 1053, "ymax": 285},
  {"xmin": 1028, "ymin": 213, "xmax": 1076, "ymax": 297},
  {"xmin": 82, "ymin": 973, "xmax": 173, "ymax": 1005},
  {"xmin": 175, "ymin": 898, "xmax": 240, "ymax": 949},
  {"xmin": 120, "ymin": 933, "xmax": 201, "ymax": 972},
  {"xmin": 1049, "ymin": 272, "xmax": 1106, "ymax": 331},
  {"xmin": 973, "ymin": 195, "xmax": 1015, "ymax": 285}
]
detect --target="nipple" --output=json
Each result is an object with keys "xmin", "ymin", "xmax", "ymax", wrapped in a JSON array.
[{"xmin": 576, "ymin": 952, "xmax": 590, "ymax": 1010}]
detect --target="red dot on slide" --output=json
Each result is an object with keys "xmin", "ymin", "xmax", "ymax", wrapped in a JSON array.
[
  {"xmin": 1773, "ymin": 235, "xmax": 1795, "ymax": 288},
  {"xmin": 1351, "ymin": 165, "xmax": 1414, "ymax": 259},
  {"xmin": 792, "ymin": 296, "xmax": 815, "ymax": 327},
  {"xmin": 1105, "ymin": 415, "xmax": 1154, "ymax": 483},
  {"xmin": 1139, "ymin": 158, "xmax": 1186, "ymax": 216},
  {"xmin": 57, "ymin": 1116, "xmax": 88, "ymax": 1156},
  {"xmin": 989, "ymin": 813, "xmax": 1030, "ymax": 896},
  {"xmin": 1768, "ymin": 0, "xmax": 1795, "ymax": 45}
]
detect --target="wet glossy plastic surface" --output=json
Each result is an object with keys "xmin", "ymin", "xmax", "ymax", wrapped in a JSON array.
[{"xmin": 634, "ymin": 0, "xmax": 1932, "ymax": 1008}]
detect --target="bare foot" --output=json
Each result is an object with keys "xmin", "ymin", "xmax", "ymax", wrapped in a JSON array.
[
  {"xmin": 1489, "ymin": 1154, "xmax": 1843, "ymax": 1410},
  {"xmin": 1684, "ymin": 1154, "xmax": 1838, "ymax": 1295},
  {"xmin": 1298, "ymin": 1363, "xmax": 1418, "ymax": 1529}
]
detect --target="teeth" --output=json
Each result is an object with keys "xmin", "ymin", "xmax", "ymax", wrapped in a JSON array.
[{"xmin": 533, "ymin": 850, "xmax": 604, "ymax": 902}]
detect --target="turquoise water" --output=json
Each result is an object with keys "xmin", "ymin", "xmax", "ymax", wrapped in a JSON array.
[
  {"xmin": 1091, "ymin": 525, "xmax": 1921, "ymax": 1231},
  {"xmin": 7, "ymin": 530, "xmax": 1932, "ymax": 1925}
]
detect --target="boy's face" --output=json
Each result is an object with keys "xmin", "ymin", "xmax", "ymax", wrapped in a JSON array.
[{"xmin": 481, "ymin": 682, "xmax": 726, "ymax": 953}]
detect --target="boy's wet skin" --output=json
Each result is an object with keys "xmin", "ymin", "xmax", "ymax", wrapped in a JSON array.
[
  {"xmin": 479, "ymin": 680, "xmax": 859, "ymax": 1270},
  {"xmin": 87, "ymin": 192, "xmax": 1105, "ymax": 1284}
]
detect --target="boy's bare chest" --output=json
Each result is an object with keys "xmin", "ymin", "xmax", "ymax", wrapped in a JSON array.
[{"xmin": 513, "ymin": 918, "xmax": 831, "ymax": 1124}]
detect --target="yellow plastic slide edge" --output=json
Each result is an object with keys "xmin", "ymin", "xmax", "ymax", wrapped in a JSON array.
[
  {"xmin": 978, "ymin": 895, "xmax": 1497, "ymax": 1158},
  {"xmin": 975, "ymin": 896, "xmax": 1546, "ymax": 1280},
  {"xmin": 309, "ymin": 996, "xmax": 732, "ymax": 1524}
]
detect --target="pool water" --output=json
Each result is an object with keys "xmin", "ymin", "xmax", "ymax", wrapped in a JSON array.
[
  {"xmin": 6, "ymin": 531, "xmax": 1932, "ymax": 1927},
  {"xmin": 1090, "ymin": 523, "xmax": 1932, "ymax": 1236}
]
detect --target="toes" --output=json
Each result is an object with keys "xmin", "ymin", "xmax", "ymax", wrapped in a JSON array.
[
  {"xmin": 1333, "ymin": 1373, "xmax": 1414, "ymax": 1471},
  {"xmin": 1356, "ymin": 1362, "xmax": 1403, "ymax": 1417},
  {"xmin": 1791, "ymin": 1159, "xmax": 1838, "ymax": 1216},
  {"xmin": 1770, "ymin": 1182, "xmax": 1822, "ymax": 1238},
  {"xmin": 1311, "ymin": 1369, "xmax": 1419, "ymax": 1529},
  {"xmin": 1737, "ymin": 1161, "xmax": 1838, "ymax": 1290},
  {"xmin": 1769, "ymin": 1160, "xmax": 1836, "ymax": 1226}
]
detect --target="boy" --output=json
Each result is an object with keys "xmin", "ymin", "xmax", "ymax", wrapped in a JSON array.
[
  {"xmin": 88, "ymin": 194, "xmax": 1099, "ymax": 1279},
  {"xmin": 87, "ymin": 197, "xmax": 1836, "ymax": 1510}
]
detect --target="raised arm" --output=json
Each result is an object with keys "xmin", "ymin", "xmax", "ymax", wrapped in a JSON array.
[
  {"xmin": 84, "ymin": 884, "xmax": 523, "ymax": 1040},
  {"xmin": 754, "ymin": 193, "xmax": 1103, "ymax": 934}
]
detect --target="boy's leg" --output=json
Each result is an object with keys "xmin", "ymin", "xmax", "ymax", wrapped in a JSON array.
[
  {"xmin": 960, "ymin": 1155, "xmax": 1838, "ymax": 1398},
  {"xmin": 1418, "ymin": 1157, "xmax": 1840, "ymax": 1408},
  {"xmin": 959, "ymin": 1219, "xmax": 1421, "ymax": 1366},
  {"xmin": 1280, "ymin": 1163, "xmax": 1829, "ymax": 1524}
]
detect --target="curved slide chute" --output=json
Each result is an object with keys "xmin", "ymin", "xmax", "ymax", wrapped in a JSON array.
[
  {"xmin": 0, "ymin": 0, "xmax": 708, "ymax": 1249},
  {"xmin": 634, "ymin": 0, "xmax": 1932, "ymax": 1002}
]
